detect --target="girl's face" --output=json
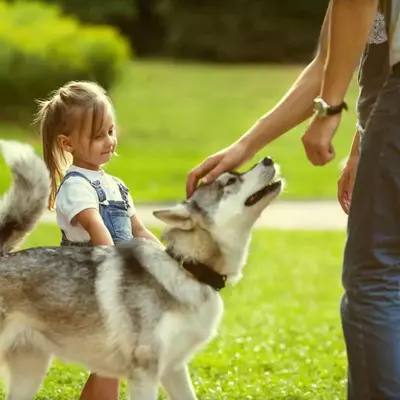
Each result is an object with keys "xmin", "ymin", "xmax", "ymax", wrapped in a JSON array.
[{"xmin": 58, "ymin": 104, "xmax": 118, "ymax": 170}]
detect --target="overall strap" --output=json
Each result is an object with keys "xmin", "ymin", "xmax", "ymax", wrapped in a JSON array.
[
  {"xmin": 57, "ymin": 171, "xmax": 107, "ymax": 203},
  {"xmin": 112, "ymin": 177, "xmax": 131, "ymax": 210}
]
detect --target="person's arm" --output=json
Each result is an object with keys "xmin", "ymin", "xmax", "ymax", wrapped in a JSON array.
[
  {"xmin": 349, "ymin": 129, "xmax": 361, "ymax": 158},
  {"xmin": 130, "ymin": 215, "xmax": 162, "ymax": 245},
  {"xmin": 57, "ymin": 178, "xmax": 114, "ymax": 245},
  {"xmin": 185, "ymin": 3, "xmax": 334, "ymax": 196},
  {"xmin": 240, "ymin": 1, "xmax": 332, "ymax": 156},
  {"xmin": 337, "ymin": 129, "xmax": 361, "ymax": 214},
  {"xmin": 320, "ymin": 0, "xmax": 379, "ymax": 105},
  {"xmin": 301, "ymin": 0, "xmax": 378, "ymax": 166},
  {"xmin": 124, "ymin": 189, "xmax": 162, "ymax": 245},
  {"xmin": 74, "ymin": 209, "xmax": 114, "ymax": 245}
]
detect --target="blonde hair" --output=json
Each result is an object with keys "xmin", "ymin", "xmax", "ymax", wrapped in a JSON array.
[{"xmin": 35, "ymin": 81, "xmax": 113, "ymax": 210}]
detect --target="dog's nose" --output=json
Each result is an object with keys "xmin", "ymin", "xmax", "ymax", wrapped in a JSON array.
[{"xmin": 262, "ymin": 157, "xmax": 273, "ymax": 166}]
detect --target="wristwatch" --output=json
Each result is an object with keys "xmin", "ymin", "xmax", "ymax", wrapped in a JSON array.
[{"xmin": 313, "ymin": 97, "xmax": 348, "ymax": 117}]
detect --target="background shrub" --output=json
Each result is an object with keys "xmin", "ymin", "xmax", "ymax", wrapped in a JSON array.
[
  {"xmin": 29, "ymin": 0, "xmax": 328, "ymax": 62},
  {"xmin": 159, "ymin": 0, "xmax": 327, "ymax": 63},
  {"xmin": 0, "ymin": 1, "xmax": 131, "ymax": 119}
]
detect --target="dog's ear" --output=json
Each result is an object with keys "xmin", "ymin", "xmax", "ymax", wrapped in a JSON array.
[{"xmin": 153, "ymin": 204, "xmax": 194, "ymax": 230}]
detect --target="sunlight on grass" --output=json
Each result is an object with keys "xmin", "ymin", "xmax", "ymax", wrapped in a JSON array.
[
  {"xmin": 0, "ymin": 61, "xmax": 358, "ymax": 202},
  {"xmin": 0, "ymin": 225, "xmax": 349, "ymax": 400}
]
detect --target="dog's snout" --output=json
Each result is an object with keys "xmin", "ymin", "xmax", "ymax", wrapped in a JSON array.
[{"xmin": 262, "ymin": 157, "xmax": 273, "ymax": 167}]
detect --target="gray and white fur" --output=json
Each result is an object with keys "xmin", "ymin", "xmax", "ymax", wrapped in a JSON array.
[
  {"xmin": 0, "ymin": 140, "xmax": 50, "ymax": 254},
  {"xmin": 0, "ymin": 141, "xmax": 282, "ymax": 400}
]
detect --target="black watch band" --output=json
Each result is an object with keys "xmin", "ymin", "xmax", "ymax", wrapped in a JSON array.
[
  {"xmin": 313, "ymin": 97, "xmax": 349, "ymax": 117},
  {"xmin": 326, "ymin": 101, "xmax": 348, "ymax": 116}
]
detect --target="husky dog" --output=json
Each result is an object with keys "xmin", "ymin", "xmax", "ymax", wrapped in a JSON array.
[{"xmin": 0, "ymin": 140, "xmax": 282, "ymax": 400}]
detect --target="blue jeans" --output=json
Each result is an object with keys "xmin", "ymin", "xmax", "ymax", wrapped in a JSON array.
[{"xmin": 342, "ymin": 70, "xmax": 400, "ymax": 399}]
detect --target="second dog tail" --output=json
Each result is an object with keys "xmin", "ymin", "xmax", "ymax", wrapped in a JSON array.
[{"xmin": 0, "ymin": 140, "xmax": 50, "ymax": 254}]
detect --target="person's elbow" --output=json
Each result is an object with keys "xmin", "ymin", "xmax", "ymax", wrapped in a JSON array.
[
  {"xmin": 313, "ymin": 42, "xmax": 328, "ymax": 69},
  {"xmin": 308, "ymin": 55, "xmax": 326, "ymax": 88}
]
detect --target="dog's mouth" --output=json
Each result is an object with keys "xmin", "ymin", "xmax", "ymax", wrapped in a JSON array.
[{"xmin": 245, "ymin": 180, "xmax": 282, "ymax": 207}]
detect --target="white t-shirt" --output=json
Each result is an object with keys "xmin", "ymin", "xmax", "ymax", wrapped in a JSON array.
[{"xmin": 56, "ymin": 166, "xmax": 136, "ymax": 242}]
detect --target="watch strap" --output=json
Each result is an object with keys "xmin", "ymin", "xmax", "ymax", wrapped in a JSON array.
[{"xmin": 326, "ymin": 101, "xmax": 348, "ymax": 116}]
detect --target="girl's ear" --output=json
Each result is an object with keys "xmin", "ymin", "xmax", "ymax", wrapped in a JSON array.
[{"xmin": 57, "ymin": 135, "xmax": 74, "ymax": 153}]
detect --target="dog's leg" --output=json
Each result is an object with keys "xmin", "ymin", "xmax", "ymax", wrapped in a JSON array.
[
  {"xmin": 127, "ymin": 370, "xmax": 158, "ymax": 400},
  {"xmin": 4, "ymin": 349, "xmax": 51, "ymax": 400},
  {"xmin": 161, "ymin": 364, "xmax": 198, "ymax": 400}
]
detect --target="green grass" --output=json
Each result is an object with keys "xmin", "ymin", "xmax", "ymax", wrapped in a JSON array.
[
  {"xmin": 0, "ymin": 61, "xmax": 359, "ymax": 201},
  {"xmin": 0, "ymin": 224, "xmax": 347, "ymax": 399}
]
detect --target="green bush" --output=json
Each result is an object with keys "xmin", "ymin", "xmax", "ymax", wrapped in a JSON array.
[
  {"xmin": 39, "ymin": 0, "xmax": 164, "ymax": 57},
  {"xmin": 25, "ymin": 0, "xmax": 328, "ymax": 63},
  {"xmin": 0, "ymin": 1, "xmax": 131, "ymax": 119},
  {"xmin": 40, "ymin": 0, "xmax": 136, "ymax": 24},
  {"xmin": 160, "ymin": 0, "xmax": 327, "ymax": 63}
]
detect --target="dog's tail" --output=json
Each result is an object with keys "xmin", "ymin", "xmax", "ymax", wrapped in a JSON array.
[{"xmin": 0, "ymin": 140, "xmax": 50, "ymax": 254}]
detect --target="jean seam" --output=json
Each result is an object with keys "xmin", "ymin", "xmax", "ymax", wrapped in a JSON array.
[{"xmin": 355, "ymin": 299, "xmax": 371, "ymax": 399}]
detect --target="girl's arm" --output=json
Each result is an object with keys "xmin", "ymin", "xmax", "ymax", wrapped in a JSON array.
[
  {"xmin": 74, "ymin": 209, "xmax": 114, "ymax": 245},
  {"xmin": 130, "ymin": 215, "xmax": 162, "ymax": 245}
]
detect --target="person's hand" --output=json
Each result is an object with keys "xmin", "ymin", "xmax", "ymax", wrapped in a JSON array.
[
  {"xmin": 301, "ymin": 113, "xmax": 341, "ymax": 166},
  {"xmin": 338, "ymin": 155, "xmax": 359, "ymax": 215},
  {"xmin": 186, "ymin": 141, "xmax": 253, "ymax": 198}
]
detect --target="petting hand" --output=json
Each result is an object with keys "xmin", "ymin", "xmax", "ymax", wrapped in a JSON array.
[
  {"xmin": 337, "ymin": 156, "xmax": 359, "ymax": 215},
  {"xmin": 186, "ymin": 141, "xmax": 253, "ymax": 198},
  {"xmin": 301, "ymin": 114, "xmax": 341, "ymax": 166}
]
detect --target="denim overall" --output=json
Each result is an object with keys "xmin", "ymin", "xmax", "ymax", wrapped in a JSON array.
[{"xmin": 58, "ymin": 171, "xmax": 133, "ymax": 246}]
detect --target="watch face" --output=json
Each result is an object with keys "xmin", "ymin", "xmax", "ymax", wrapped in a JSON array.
[{"xmin": 314, "ymin": 98, "xmax": 327, "ymax": 116}]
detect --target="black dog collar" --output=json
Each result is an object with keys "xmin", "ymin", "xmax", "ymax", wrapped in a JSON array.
[{"xmin": 165, "ymin": 248, "xmax": 227, "ymax": 291}]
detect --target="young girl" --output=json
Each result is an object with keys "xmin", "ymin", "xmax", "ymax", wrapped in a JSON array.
[{"xmin": 36, "ymin": 80, "xmax": 160, "ymax": 400}]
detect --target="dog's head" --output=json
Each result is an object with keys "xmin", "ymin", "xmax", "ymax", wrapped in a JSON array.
[
  {"xmin": 153, "ymin": 157, "xmax": 282, "ymax": 280},
  {"xmin": 155, "ymin": 157, "xmax": 282, "ymax": 231}
]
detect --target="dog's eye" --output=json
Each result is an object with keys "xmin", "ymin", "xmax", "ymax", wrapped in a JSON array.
[{"xmin": 226, "ymin": 177, "xmax": 237, "ymax": 186}]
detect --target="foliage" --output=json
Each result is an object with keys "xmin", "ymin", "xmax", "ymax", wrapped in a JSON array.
[{"xmin": 0, "ymin": 1, "xmax": 131, "ymax": 119}]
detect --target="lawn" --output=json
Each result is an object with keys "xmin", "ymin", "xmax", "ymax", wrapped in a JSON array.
[
  {"xmin": 0, "ymin": 61, "xmax": 359, "ymax": 202},
  {"xmin": 0, "ymin": 224, "xmax": 348, "ymax": 399}
]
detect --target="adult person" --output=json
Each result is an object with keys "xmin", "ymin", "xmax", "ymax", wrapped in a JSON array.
[
  {"xmin": 338, "ymin": 11, "xmax": 389, "ymax": 214},
  {"xmin": 187, "ymin": 1, "xmax": 400, "ymax": 398}
]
